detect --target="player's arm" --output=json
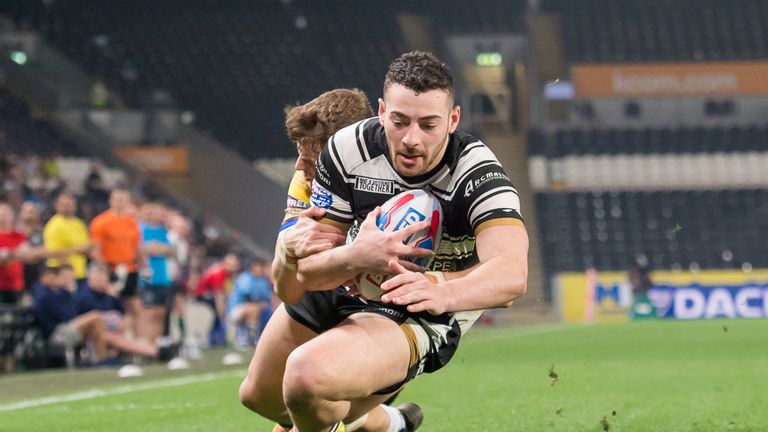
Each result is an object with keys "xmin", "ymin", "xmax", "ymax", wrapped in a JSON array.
[
  {"xmin": 381, "ymin": 150, "xmax": 527, "ymax": 313},
  {"xmin": 444, "ymin": 221, "xmax": 528, "ymax": 310},
  {"xmin": 381, "ymin": 220, "xmax": 528, "ymax": 314},
  {"xmin": 272, "ymin": 208, "xmax": 346, "ymax": 304},
  {"xmin": 292, "ymin": 217, "xmax": 356, "ymax": 291},
  {"xmin": 272, "ymin": 170, "xmax": 348, "ymax": 303}
]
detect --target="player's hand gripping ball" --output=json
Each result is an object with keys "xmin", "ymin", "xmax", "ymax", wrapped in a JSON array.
[{"xmin": 347, "ymin": 189, "xmax": 442, "ymax": 300}]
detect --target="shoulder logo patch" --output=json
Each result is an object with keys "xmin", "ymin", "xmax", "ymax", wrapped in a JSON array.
[
  {"xmin": 310, "ymin": 182, "xmax": 334, "ymax": 208},
  {"xmin": 464, "ymin": 171, "xmax": 509, "ymax": 197}
]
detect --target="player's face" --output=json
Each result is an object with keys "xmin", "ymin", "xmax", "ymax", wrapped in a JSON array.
[
  {"xmin": 379, "ymin": 83, "xmax": 460, "ymax": 177},
  {"xmin": 295, "ymin": 141, "xmax": 322, "ymax": 183}
]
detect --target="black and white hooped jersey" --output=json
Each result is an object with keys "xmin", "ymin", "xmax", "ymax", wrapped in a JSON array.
[{"xmin": 311, "ymin": 117, "xmax": 524, "ymax": 275}]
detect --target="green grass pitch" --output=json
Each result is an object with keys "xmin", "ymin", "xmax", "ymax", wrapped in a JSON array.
[{"xmin": 1, "ymin": 319, "xmax": 766, "ymax": 431}]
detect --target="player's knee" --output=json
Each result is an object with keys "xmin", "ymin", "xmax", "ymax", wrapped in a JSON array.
[
  {"xmin": 283, "ymin": 347, "xmax": 333, "ymax": 409},
  {"xmin": 238, "ymin": 377, "xmax": 258, "ymax": 410},
  {"xmin": 239, "ymin": 376, "xmax": 277, "ymax": 417}
]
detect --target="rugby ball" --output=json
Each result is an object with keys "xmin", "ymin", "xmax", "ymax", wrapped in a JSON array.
[{"xmin": 349, "ymin": 189, "xmax": 442, "ymax": 300}]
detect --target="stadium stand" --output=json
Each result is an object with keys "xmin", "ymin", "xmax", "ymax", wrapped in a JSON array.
[
  {"xmin": 35, "ymin": 0, "xmax": 408, "ymax": 159},
  {"xmin": 529, "ymin": 0, "xmax": 768, "ymax": 282},
  {"xmin": 534, "ymin": 126, "xmax": 768, "ymax": 157},
  {"xmin": 532, "ymin": 124, "xmax": 768, "ymax": 274},
  {"xmin": 0, "ymin": 87, "xmax": 80, "ymax": 157},
  {"xmin": 10, "ymin": 0, "xmax": 527, "ymax": 161},
  {"xmin": 541, "ymin": 0, "xmax": 768, "ymax": 63},
  {"xmin": 536, "ymin": 189, "xmax": 768, "ymax": 273}
]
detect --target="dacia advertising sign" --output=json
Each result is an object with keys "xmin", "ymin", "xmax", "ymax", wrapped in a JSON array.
[
  {"xmin": 649, "ymin": 284, "xmax": 768, "ymax": 319},
  {"xmin": 557, "ymin": 269, "xmax": 768, "ymax": 322}
]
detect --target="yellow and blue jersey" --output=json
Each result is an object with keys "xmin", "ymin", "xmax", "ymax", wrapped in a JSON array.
[{"xmin": 279, "ymin": 170, "xmax": 312, "ymax": 233}]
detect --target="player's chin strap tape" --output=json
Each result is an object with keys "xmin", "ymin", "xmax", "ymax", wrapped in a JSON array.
[
  {"xmin": 424, "ymin": 271, "xmax": 446, "ymax": 284},
  {"xmin": 278, "ymin": 232, "xmax": 298, "ymax": 270}
]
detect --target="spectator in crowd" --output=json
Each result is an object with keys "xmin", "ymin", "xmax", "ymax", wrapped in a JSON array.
[
  {"xmin": 17, "ymin": 201, "xmax": 45, "ymax": 296},
  {"xmin": 1, "ymin": 161, "xmax": 24, "ymax": 207},
  {"xmin": 31, "ymin": 260, "xmax": 59, "ymax": 302},
  {"xmin": 89, "ymin": 188, "xmax": 143, "ymax": 339},
  {"xmin": 165, "ymin": 210, "xmax": 191, "ymax": 339},
  {"xmin": 138, "ymin": 201, "xmax": 175, "ymax": 343},
  {"xmin": 227, "ymin": 259, "xmax": 272, "ymax": 349},
  {"xmin": 43, "ymin": 193, "xmax": 92, "ymax": 291},
  {"xmin": 75, "ymin": 263, "xmax": 124, "ymax": 335},
  {"xmin": 41, "ymin": 152, "xmax": 60, "ymax": 180},
  {"xmin": 84, "ymin": 160, "xmax": 109, "ymax": 210},
  {"xmin": 0, "ymin": 202, "xmax": 28, "ymax": 305},
  {"xmin": 195, "ymin": 252, "xmax": 239, "ymax": 346},
  {"xmin": 34, "ymin": 265, "xmax": 176, "ymax": 364}
]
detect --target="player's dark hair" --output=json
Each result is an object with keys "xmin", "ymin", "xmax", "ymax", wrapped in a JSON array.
[
  {"xmin": 384, "ymin": 51, "xmax": 454, "ymax": 101},
  {"xmin": 284, "ymin": 88, "xmax": 373, "ymax": 148}
]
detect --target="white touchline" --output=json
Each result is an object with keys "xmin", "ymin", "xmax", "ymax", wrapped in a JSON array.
[{"xmin": 0, "ymin": 370, "xmax": 246, "ymax": 412}]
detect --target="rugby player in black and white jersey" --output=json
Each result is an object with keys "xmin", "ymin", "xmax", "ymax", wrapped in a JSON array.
[{"xmin": 277, "ymin": 52, "xmax": 529, "ymax": 432}]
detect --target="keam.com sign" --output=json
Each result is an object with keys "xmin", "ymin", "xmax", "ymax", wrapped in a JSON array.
[{"xmin": 649, "ymin": 284, "xmax": 768, "ymax": 319}]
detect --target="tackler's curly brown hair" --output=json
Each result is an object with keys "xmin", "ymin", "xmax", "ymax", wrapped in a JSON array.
[{"xmin": 284, "ymin": 88, "xmax": 374, "ymax": 148}]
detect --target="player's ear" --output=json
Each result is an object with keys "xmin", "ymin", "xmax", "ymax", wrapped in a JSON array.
[
  {"xmin": 378, "ymin": 98, "xmax": 386, "ymax": 125},
  {"xmin": 448, "ymin": 105, "xmax": 461, "ymax": 133}
]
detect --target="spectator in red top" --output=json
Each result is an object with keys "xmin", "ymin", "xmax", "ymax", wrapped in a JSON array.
[
  {"xmin": 0, "ymin": 202, "xmax": 29, "ymax": 305},
  {"xmin": 195, "ymin": 253, "xmax": 239, "ymax": 343}
]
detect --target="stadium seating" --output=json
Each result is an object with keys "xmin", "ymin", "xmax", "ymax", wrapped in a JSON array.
[
  {"xmin": 534, "ymin": 126, "xmax": 768, "ymax": 157},
  {"xmin": 536, "ymin": 189, "xmax": 768, "ymax": 273},
  {"xmin": 532, "ymin": 124, "xmax": 768, "ymax": 273},
  {"xmin": 541, "ymin": 0, "xmax": 768, "ymax": 63},
  {"xmin": 0, "ymin": 87, "xmax": 81, "ymax": 156},
  {"xmin": 9, "ymin": 0, "xmax": 527, "ymax": 160}
]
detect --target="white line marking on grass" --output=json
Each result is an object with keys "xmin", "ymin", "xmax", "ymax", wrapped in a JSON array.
[
  {"xmin": 0, "ymin": 369, "xmax": 245, "ymax": 412},
  {"xmin": 46, "ymin": 401, "xmax": 216, "ymax": 413}
]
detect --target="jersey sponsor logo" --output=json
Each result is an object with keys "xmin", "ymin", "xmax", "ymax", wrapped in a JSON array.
[
  {"xmin": 463, "ymin": 171, "xmax": 510, "ymax": 197},
  {"xmin": 464, "ymin": 181, "xmax": 474, "ymax": 197},
  {"xmin": 316, "ymin": 164, "xmax": 331, "ymax": 185},
  {"xmin": 310, "ymin": 183, "xmax": 334, "ymax": 209},
  {"xmin": 354, "ymin": 176, "xmax": 395, "ymax": 194},
  {"xmin": 286, "ymin": 196, "xmax": 310, "ymax": 210},
  {"xmin": 429, "ymin": 235, "xmax": 477, "ymax": 272}
]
